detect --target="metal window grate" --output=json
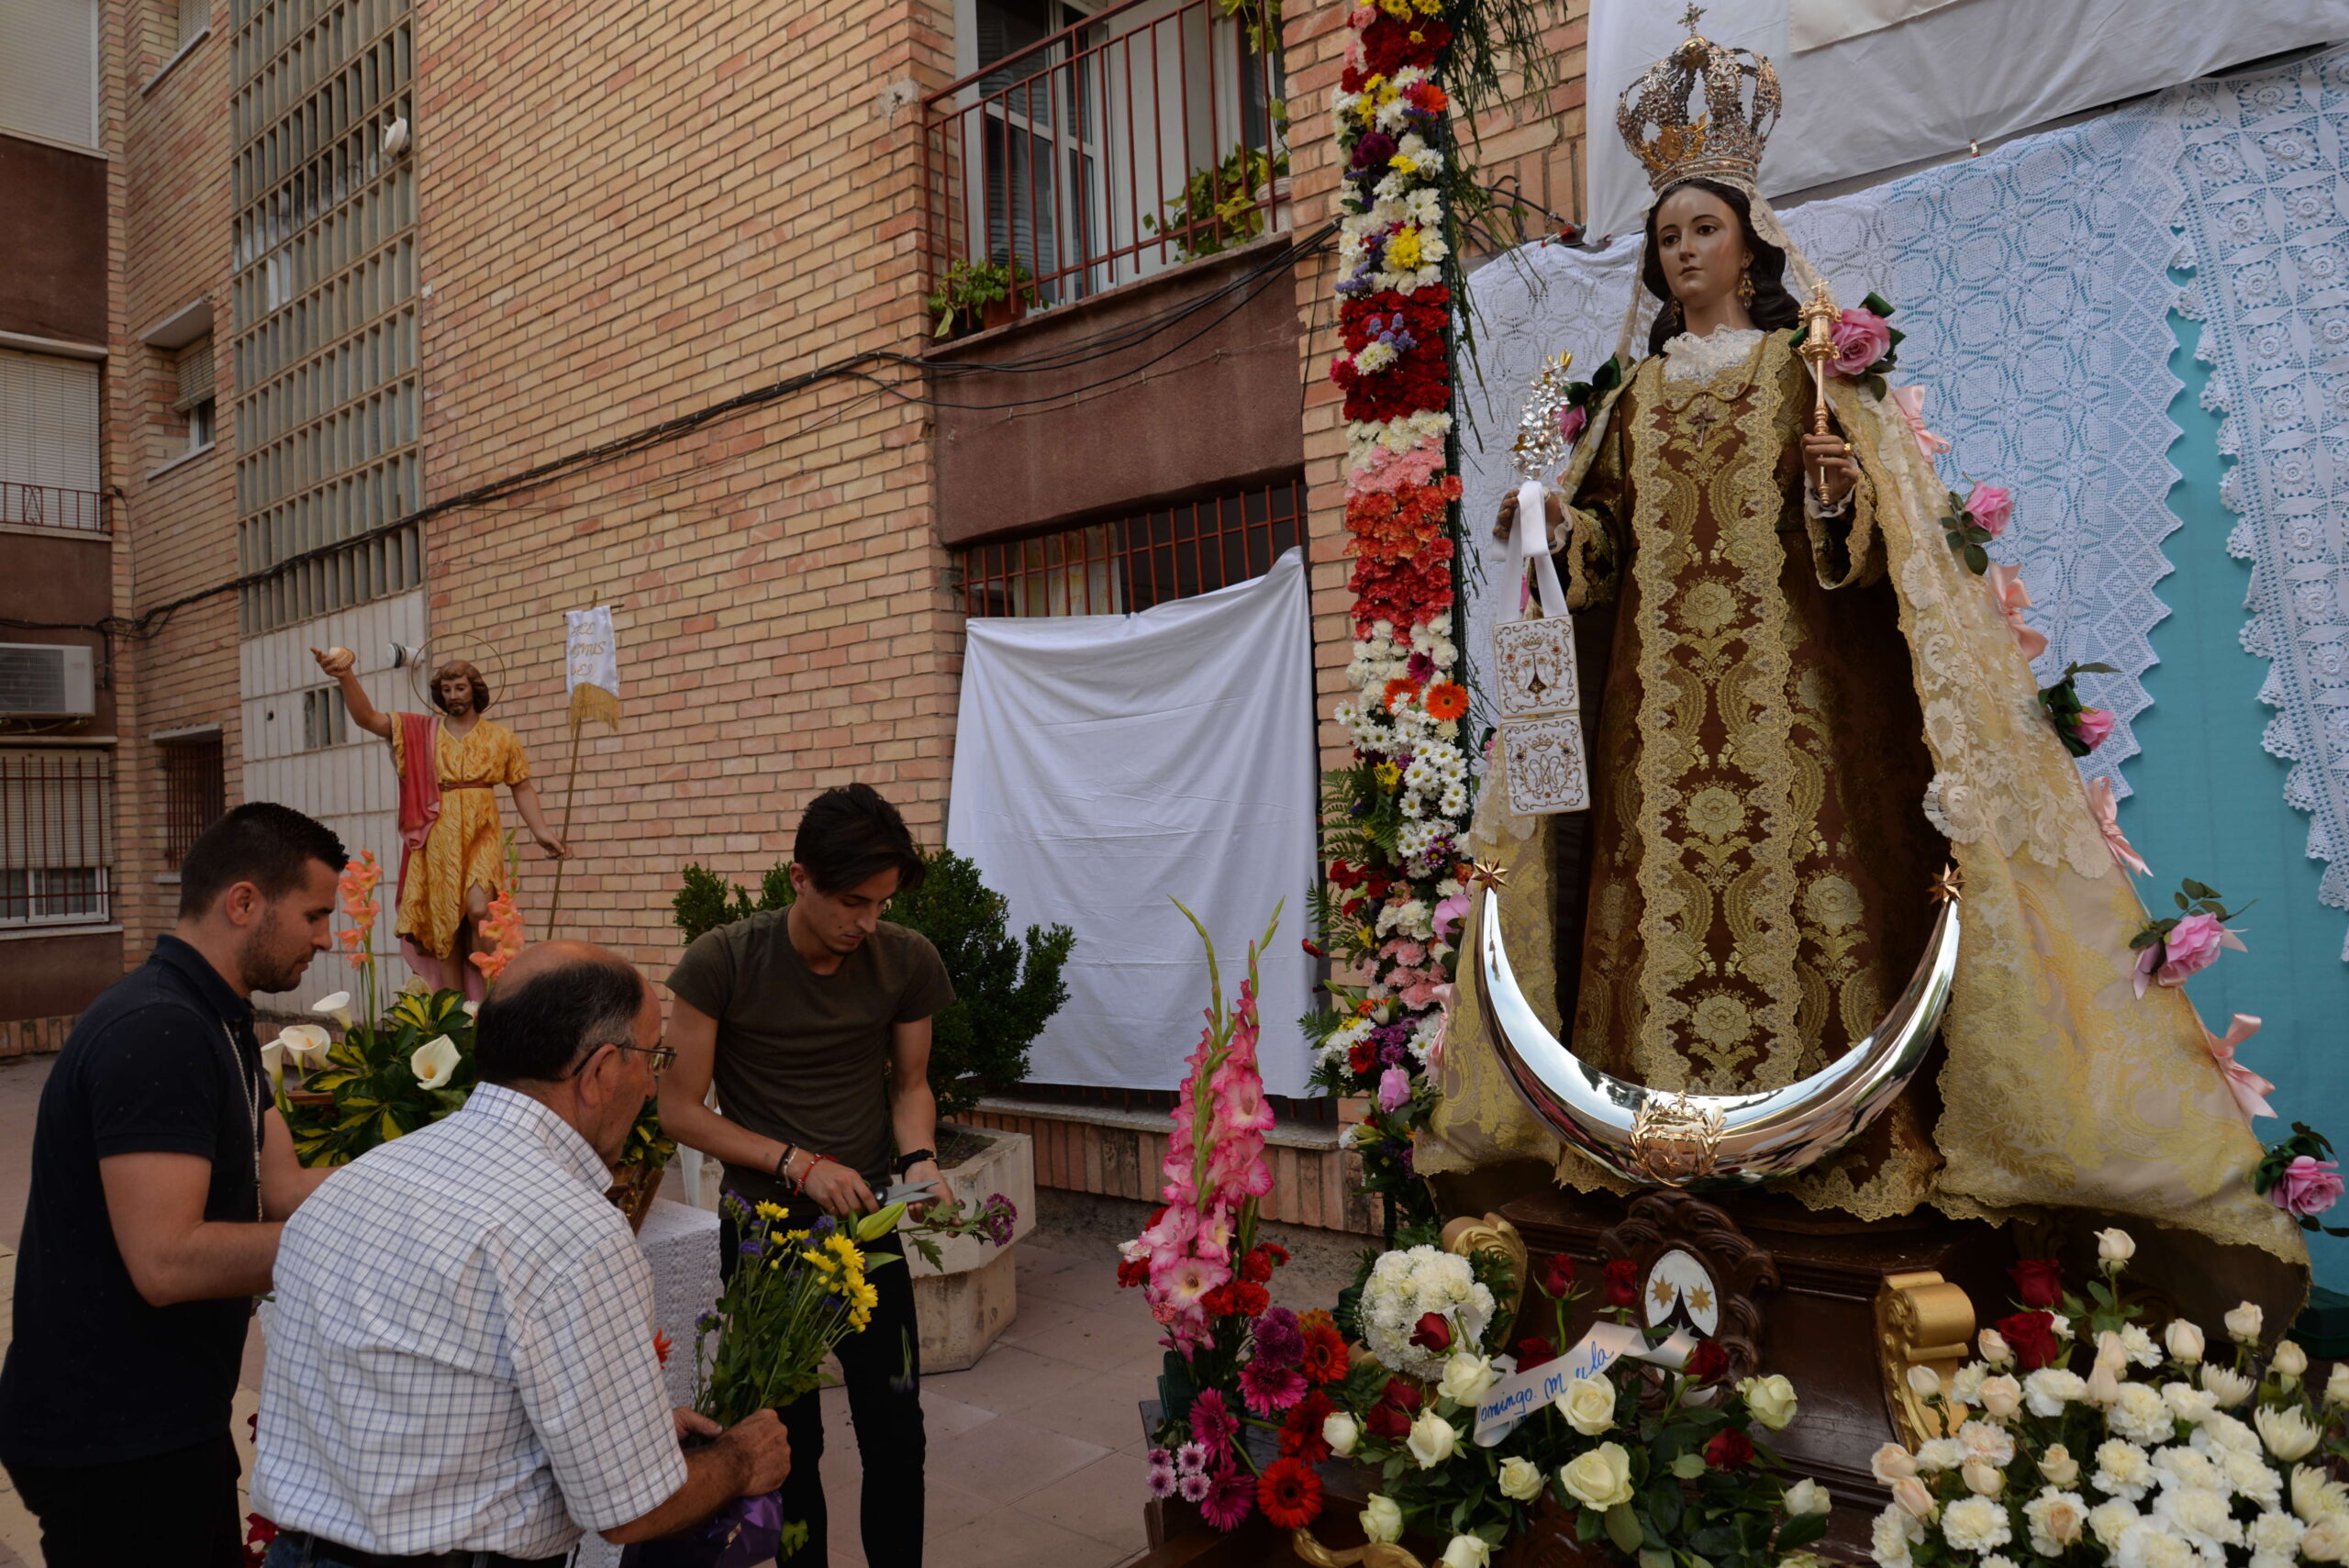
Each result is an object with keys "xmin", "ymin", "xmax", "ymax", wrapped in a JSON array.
[
  {"xmin": 0, "ymin": 751, "xmax": 114, "ymax": 925},
  {"xmin": 159, "ymin": 734, "xmax": 225, "ymax": 871},
  {"xmin": 955, "ymin": 477, "xmax": 1303, "ymax": 618}
]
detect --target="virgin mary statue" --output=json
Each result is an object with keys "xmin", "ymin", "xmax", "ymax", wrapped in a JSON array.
[{"xmin": 1424, "ymin": 21, "xmax": 2306, "ymax": 1295}]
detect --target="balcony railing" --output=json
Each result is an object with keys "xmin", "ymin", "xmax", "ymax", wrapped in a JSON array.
[
  {"xmin": 922, "ymin": 0, "xmax": 1288, "ymax": 314},
  {"xmin": 1, "ymin": 481, "xmax": 108, "ymax": 533}
]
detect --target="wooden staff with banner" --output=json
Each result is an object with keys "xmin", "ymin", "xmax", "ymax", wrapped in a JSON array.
[{"xmin": 546, "ymin": 606, "xmax": 620, "ymax": 935}]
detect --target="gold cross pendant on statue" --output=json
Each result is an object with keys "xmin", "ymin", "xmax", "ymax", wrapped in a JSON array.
[{"xmin": 1685, "ymin": 401, "xmax": 1725, "ymax": 440}]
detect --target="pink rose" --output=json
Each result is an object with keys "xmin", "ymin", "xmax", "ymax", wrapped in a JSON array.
[
  {"xmin": 2271, "ymin": 1155, "xmax": 2346, "ymax": 1218},
  {"xmin": 2156, "ymin": 910, "xmax": 2229, "ymax": 985},
  {"xmin": 1556, "ymin": 405, "xmax": 1589, "ymax": 445},
  {"xmin": 1965, "ymin": 482, "xmax": 2014, "ymax": 539},
  {"xmin": 1377, "ymin": 1065, "xmax": 1411, "ymax": 1113},
  {"xmin": 1827, "ymin": 307, "xmax": 1892, "ymax": 375},
  {"xmin": 2074, "ymin": 706, "xmax": 2114, "ymax": 751}
]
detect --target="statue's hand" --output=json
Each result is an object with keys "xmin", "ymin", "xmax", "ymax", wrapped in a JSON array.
[
  {"xmin": 534, "ymin": 833, "xmax": 569, "ymax": 860},
  {"xmin": 310, "ymin": 645, "xmax": 355, "ymax": 677},
  {"xmin": 1802, "ymin": 431, "xmax": 1860, "ymax": 507},
  {"xmin": 1494, "ymin": 490, "xmax": 1566, "ymax": 546}
]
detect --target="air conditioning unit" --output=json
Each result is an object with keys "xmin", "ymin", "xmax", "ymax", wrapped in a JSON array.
[{"xmin": 0, "ymin": 644, "xmax": 97, "ymax": 718}]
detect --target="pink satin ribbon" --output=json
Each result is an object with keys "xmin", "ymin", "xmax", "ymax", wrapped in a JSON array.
[
  {"xmin": 2086, "ymin": 776, "xmax": 2149, "ymax": 876},
  {"xmin": 2203, "ymin": 1013, "xmax": 2277, "ymax": 1121},
  {"xmin": 1890, "ymin": 384, "xmax": 1951, "ymax": 456},
  {"xmin": 1425, "ymin": 982, "xmax": 1456, "ymax": 1068},
  {"xmin": 1984, "ymin": 564, "xmax": 2050, "ymax": 662}
]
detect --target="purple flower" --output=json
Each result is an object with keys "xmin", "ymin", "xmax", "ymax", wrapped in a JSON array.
[
  {"xmin": 1252, "ymin": 1307, "xmax": 1304, "ymax": 1369},
  {"xmin": 1350, "ymin": 131, "xmax": 1397, "ymax": 172},
  {"xmin": 1406, "ymin": 651, "xmax": 1435, "ymax": 682},
  {"xmin": 737, "ymin": 1240, "xmax": 764, "ymax": 1256},
  {"xmin": 1147, "ymin": 1460, "xmax": 1177, "ymax": 1498},
  {"xmin": 1199, "ymin": 1461, "xmax": 1256, "ymax": 1530},
  {"xmin": 695, "ymin": 1310, "xmax": 720, "ymax": 1335},
  {"xmin": 1175, "ymin": 1440, "xmax": 1209, "ymax": 1475},
  {"xmin": 1238, "ymin": 1357, "xmax": 1308, "ymax": 1416},
  {"xmin": 1178, "ymin": 1470, "xmax": 1212, "ymax": 1505},
  {"xmin": 1186, "ymin": 1387, "xmax": 1239, "ymax": 1449}
]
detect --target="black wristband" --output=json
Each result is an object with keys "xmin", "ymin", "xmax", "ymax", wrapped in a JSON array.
[
  {"xmin": 774, "ymin": 1143, "xmax": 796, "ymax": 1184},
  {"xmin": 895, "ymin": 1148, "xmax": 936, "ymax": 1177}
]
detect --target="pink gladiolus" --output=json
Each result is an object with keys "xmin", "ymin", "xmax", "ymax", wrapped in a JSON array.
[
  {"xmin": 2271, "ymin": 1155, "xmax": 2345, "ymax": 1218},
  {"xmin": 1965, "ymin": 482, "xmax": 2014, "ymax": 539},
  {"xmin": 1827, "ymin": 308, "xmax": 1892, "ymax": 376},
  {"xmin": 2156, "ymin": 911, "xmax": 2247, "ymax": 987},
  {"xmin": 1377, "ymin": 1065, "xmax": 1411, "ymax": 1113},
  {"xmin": 2074, "ymin": 707, "xmax": 2114, "ymax": 751}
]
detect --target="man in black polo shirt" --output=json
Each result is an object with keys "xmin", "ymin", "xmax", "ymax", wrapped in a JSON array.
[{"xmin": 0, "ymin": 802, "xmax": 346, "ymax": 1567}]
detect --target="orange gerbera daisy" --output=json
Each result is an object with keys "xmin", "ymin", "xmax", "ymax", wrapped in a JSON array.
[
  {"xmin": 1382, "ymin": 677, "xmax": 1420, "ymax": 713},
  {"xmin": 1423, "ymin": 680, "xmax": 1468, "ymax": 720}
]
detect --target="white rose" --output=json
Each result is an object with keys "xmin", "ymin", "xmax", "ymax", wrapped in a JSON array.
[
  {"xmin": 2225, "ymin": 1303, "xmax": 2265, "ymax": 1344},
  {"xmin": 1498, "ymin": 1456, "xmax": 1543, "ymax": 1502},
  {"xmin": 2088, "ymin": 1499, "xmax": 2141, "ymax": 1550},
  {"xmin": 1978, "ymin": 1329, "xmax": 2014, "ymax": 1367},
  {"xmin": 1785, "ymin": 1478, "xmax": 1832, "ymax": 1517},
  {"xmin": 2165, "ymin": 1320, "xmax": 2205, "ymax": 1364},
  {"xmin": 2200, "ymin": 1364, "xmax": 2254, "ymax": 1408},
  {"xmin": 2329, "ymin": 1363, "xmax": 2349, "ymax": 1408},
  {"xmin": 1362, "ymin": 1494, "xmax": 1405, "ymax": 1544},
  {"xmin": 410, "ymin": 1033, "xmax": 460, "ymax": 1091},
  {"xmin": 1439, "ymin": 1353, "xmax": 1496, "ymax": 1406},
  {"xmin": 1872, "ymin": 1442, "xmax": 1921, "ymax": 1484},
  {"xmin": 2256, "ymin": 1405, "xmax": 2321, "ymax": 1463},
  {"xmin": 1561, "ymin": 1443, "xmax": 1636, "ymax": 1510},
  {"xmin": 1979, "ymin": 1375, "xmax": 2023, "ymax": 1421},
  {"xmin": 1908, "ymin": 1363, "xmax": 1945, "ymax": 1398},
  {"xmin": 1407, "ymin": 1408, "xmax": 1458, "ymax": 1469},
  {"xmin": 1323, "ymin": 1412, "xmax": 1360, "ymax": 1458},
  {"xmin": 1873, "ymin": 1504, "xmax": 1921, "ymax": 1566},
  {"xmin": 1962, "ymin": 1460, "xmax": 2005, "ymax": 1497},
  {"xmin": 1559, "ymin": 1374, "xmax": 1617, "ymax": 1437},
  {"xmin": 2025, "ymin": 1488, "xmax": 2089, "ymax": 1553},
  {"xmin": 1893, "ymin": 1477, "xmax": 1938, "ymax": 1522},
  {"xmin": 1940, "ymin": 1495, "xmax": 2013, "ymax": 1553},
  {"xmin": 2274, "ymin": 1341, "xmax": 2310, "ymax": 1379},
  {"xmin": 2040, "ymin": 1444, "xmax": 2080, "ymax": 1486},
  {"xmin": 1742, "ymin": 1373, "xmax": 1798, "ymax": 1430},
  {"xmin": 1440, "ymin": 1535, "xmax": 1492, "ymax": 1568},
  {"xmin": 2096, "ymin": 1228, "xmax": 2136, "ymax": 1266}
]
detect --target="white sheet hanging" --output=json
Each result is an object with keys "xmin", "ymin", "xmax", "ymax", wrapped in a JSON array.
[{"xmin": 947, "ymin": 549, "xmax": 1319, "ymax": 1096}]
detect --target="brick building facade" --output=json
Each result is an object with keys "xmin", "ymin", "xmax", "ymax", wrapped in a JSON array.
[{"xmin": 6, "ymin": 0, "xmax": 1589, "ymax": 1232}]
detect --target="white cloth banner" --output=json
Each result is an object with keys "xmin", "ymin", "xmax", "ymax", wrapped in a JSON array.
[
  {"xmin": 947, "ymin": 550, "xmax": 1319, "ymax": 1096},
  {"xmin": 563, "ymin": 606, "xmax": 618, "ymax": 698},
  {"xmin": 1587, "ymin": 0, "xmax": 2346, "ymax": 241}
]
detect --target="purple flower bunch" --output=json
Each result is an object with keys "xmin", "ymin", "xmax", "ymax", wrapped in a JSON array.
[
  {"xmin": 1146, "ymin": 1438, "xmax": 1217, "ymax": 1501},
  {"xmin": 1359, "ymin": 311, "xmax": 1419, "ymax": 354}
]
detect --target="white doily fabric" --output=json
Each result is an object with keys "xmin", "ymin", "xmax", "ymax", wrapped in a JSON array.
[{"xmin": 2169, "ymin": 47, "xmax": 2349, "ymax": 956}]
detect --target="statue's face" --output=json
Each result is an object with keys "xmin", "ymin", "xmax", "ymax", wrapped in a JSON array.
[
  {"xmin": 1653, "ymin": 185, "xmax": 1753, "ymax": 317},
  {"xmin": 437, "ymin": 675, "xmax": 474, "ymax": 715}
]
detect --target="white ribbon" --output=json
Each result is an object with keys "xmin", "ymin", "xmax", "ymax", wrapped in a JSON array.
[
  {"xmin": 1511, "ymin": 478, "xmax": 1570, "ymax": 623},
  {"xmin": 1472, "ymin": 1321, "xmax": 1698, "ymax": 1445}
]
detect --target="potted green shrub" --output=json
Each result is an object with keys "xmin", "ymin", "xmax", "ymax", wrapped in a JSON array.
[{"xmin": 926, "ymin": 258, "xmax": 1039, "ymax": 339}]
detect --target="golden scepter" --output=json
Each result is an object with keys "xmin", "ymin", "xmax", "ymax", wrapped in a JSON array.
[{"xmin": 1794, "ymin": 279, "xmax": 1840, "ymax": 439}]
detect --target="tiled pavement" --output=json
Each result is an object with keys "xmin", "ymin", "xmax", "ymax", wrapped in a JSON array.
[{"xmin": 0, "ymin": 1052, "xmax": 1162, "ymax": 1567}]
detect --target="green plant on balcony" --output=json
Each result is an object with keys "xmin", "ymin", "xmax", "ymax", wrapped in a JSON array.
[
  {"xmin": 926, "ymin": 257, "xmax": 1039, "ymax": 339},
  {"xmin": 1145, "ymin": 141, "xmax": 1290, "ymax": 261}
]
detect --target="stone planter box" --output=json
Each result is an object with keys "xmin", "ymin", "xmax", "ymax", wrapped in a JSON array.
[{"xmin": 910, "ymin": 1122, "xmax": 1035, "ymax": 1373}]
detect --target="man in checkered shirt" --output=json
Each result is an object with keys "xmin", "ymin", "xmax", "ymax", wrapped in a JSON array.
[{"xmin": 252, "ymin": 942, "xmax": 790, "ymax": 1564}]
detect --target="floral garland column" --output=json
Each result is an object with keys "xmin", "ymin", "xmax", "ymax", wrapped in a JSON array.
[{"xmin": 1309, "ymin": 0, "xmax": 1474, "ymax": 1235}]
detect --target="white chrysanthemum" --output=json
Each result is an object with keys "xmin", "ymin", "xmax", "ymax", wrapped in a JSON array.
[
  {"xmin": 2094, "ymin": 1440, "xmax": 2155, "ymax": 1502},
  {"xmin": 2199, "ymin": 1365, "xmax": 2254, "ymax": 1408},
  {"xmin": 2255, "ymin": 1404, "xmax": 2321, "ymax": 1463},
  {"xmin": 2108, "ymin": 1384, "xmax": 2175, "ymax": 1444},
  {"xmin": 1958, "ymin": 1419, "xmax": 2016, "ymax": 1468},
  {"xmin": 1318, "ymin": 1016, "xmax": 1373, "ymax": 1067},
  {"xmin": 1360, "ymin": 1246, "xmax": 1492, "ymax": 1379},
  {"xmin": 1872, "ymin": 1503, "xmax": 1922, "ymax": 1566},
  {"xmin": 2293, "ymin": 1464, "xmax": 2349, "ymax": 1524},
  {"xmin": 2223, "ymin": 1451, "xmax": 2285, "ymax": 1511},
  {"xmin": 2248, "ymin": 1510, "xmax": 2307, "ymax": 1560},
  {"xmin": 2026, "ymin": 1370, "xmax": 2088, "ymax": 1418},
  {"xmin": 2025, "ymin": 1489, "xmax": 2090, "ymax": 1556},
  {"xmin": 1941, "ymin": 1496, "xmax": 2013, "ymax": 1553},
  {"xmin": 2191, "ymin": 1413, "xmax": 2260, "ymax": 1458}
]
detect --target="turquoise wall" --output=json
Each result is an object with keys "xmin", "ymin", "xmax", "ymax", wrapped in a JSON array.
[{"xmin": 2121, "ymin": 308, "xmax": 2348, "ymax": 1292}]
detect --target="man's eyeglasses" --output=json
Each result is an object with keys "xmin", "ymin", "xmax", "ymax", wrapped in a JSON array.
[{"xmin": 582, "ymin": 1041, "xmax": 676, "ymax": 1077}]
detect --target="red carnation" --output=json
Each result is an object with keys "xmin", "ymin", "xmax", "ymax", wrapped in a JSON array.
[
  {"xmin": 1513, "ymin": 1336, "xmax": 1556, "ymax": 1371},
  {"xmin": 2009, "ymin": 1259, "xmax": 2064, "ymax": 1310},
  {"xmin": 1995, "ymin": 1309, "xmax": 2062, "ymax": 1371},
  {"xmin": 1241, "ymin": 1248, "xmax": 1275, "ymax": 1284},
  {"xmin": 1603, "ymin": 1258, "xmax": 1641, "ymax": 1310},
  {"xmin": 1117, "ymin": 1254, "xmax": 1150, "ymax": 1288},
  {"xmin": 1683, "ymin": 1338, "xmax": 1730, "ymax": 1385},
  {"xmin": 1347, "ymin": 1040, "xmax": 1380, "ymax": 1076},
  {"xmin": 1540, "ymin": 1253, "xmax": 1575, "ymax": 1299},
  {"xmin": 1704, "ymin": 1429, "xmax": 1755, "ymax": 1469},
  {"xmin": 1409, "ymin": 1311, "xmax": 1452, "ymax": 1353},
  {"xmin": 1230, "ymin": 1282, "xmax": 1270, "ymax": 1318},
  {"xmin": 1257, "ymin": 1456, "xmax": 1325, "ymax": 1529}
]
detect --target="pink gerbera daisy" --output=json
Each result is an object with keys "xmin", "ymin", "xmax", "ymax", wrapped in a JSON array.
[
  {"xmin": 1186, "ymin": 1388, "xmax": 1239, "ymax": 1449},
  {"xmin": 1199, "ymin": 1461, "xmax": 1256, "ymax": 1530},
  {"xmin": 1239, "ymin": 1358, "xmax": 1308, "ymax": 1416}
]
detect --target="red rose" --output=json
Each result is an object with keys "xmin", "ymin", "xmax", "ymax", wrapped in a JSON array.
[
  {"xmin": 1513, "ymin": 1336, "xmax": 1555, "ymax": 1371},
  {"xmin": 1257, "ymin": 1456, "xmax": 1325, "ymax": 1529},
  {"xmin": 1384, "ymin": 1378, "xmax": 1422, "ymax": 1414},
  {"xmin": 2009, "ymin": 1259, "xmax": 2064, "ymax": 1310},
  {"xmin": 1364, "ymin": 1381, "xmax": 1419, "ymax": 1440},
  {"xmin": 1603, "ymin": 1258, "xmax": 1641, "ymax": 1310},
  {"xmin": 1410, "ymin": 1311, "xmax": 1453, "ymax": 1353},
  {"xmin": 1704, "ymin": 1429, "xmax": 1755, "ymax": 1469},
  {"xmin": 1995, "ymin": 1309, "xmax": 2062, "ymax": 1371},
  {"xmin": 1683, "ymin": 1338, "xmax": 1730, "ymax": 1385},
  {"xmin": 1540, "ymin": 1253, "xmax": 1576, "ymax": 1299}
]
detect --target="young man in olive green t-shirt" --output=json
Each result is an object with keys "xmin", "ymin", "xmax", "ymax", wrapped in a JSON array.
[{"xmin": 662, "ymin": 784, "xmax": 952, "ymax": 1568}]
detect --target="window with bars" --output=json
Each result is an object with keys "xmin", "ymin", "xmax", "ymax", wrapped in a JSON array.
[
  {"xmin": 300, "ymin": 684, "xmax": 346, "ymax": 750},
  {"xmin": 0, "ymin": 751, "xmax": 113, "ymax": 926},
  {"xmin": 157, "ymin": 731, "xmax": 225, "ymax": 871},
  {"xmin": 954, "ymin": 477, "xmax": 1304, "ymax": 617},
  {"xmin": 173, "ymin": 337, "xmax": 217, "ymax": 453},
  {"xmin": 229, "ymin": 0, "xmax": 420, "ymax": 636}
]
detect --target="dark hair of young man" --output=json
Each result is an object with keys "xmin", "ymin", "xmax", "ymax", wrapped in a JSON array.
[
  {"xmin": 794, "ymin": 783, "xmax": 926, "ymax": 895},
  {"xmin": 473, "ymin": 957, "xmax": 646, "ymax": 1085},
  {"xmin": 176, "ymin": 802, "xmax": 350, "ymax": 919}
]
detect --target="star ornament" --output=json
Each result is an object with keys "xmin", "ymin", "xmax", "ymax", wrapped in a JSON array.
[
  {"xmin": 1471, "ymin": 861, "xmax": 1512, "ymax": 894},
  {"xmin": 1929, "ymin": 863, "xmax": 1964, "ymax": 905}
]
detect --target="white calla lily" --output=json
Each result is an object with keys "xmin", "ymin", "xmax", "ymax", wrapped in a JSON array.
[
  {"xmin": 461, "ymin": 1000, "xmax": 480, "ymax": 1018},
  {"xmin": 260, "ymin": 1038, "xmax": 288, "ymax": 1084},
  {"xmin": 311, "ymin": 991, "xmax": 354, "ymax": 1029},
  {"xmin": 410, "ymin": 1034, "xmax": 461, "ymax": 1091},
  {"xmin": 276, "ymin": 1023, "xmax": 333, "ymax": 1069}
]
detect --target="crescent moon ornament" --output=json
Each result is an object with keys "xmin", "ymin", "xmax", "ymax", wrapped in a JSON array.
[{"xmin": 1475, "ymin": 869, "xmax": 1962, "ymax": 1187}]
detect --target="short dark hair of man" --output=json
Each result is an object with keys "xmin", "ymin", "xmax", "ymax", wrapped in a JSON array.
[
  {"xmin": 177, "ymin": 801, "xmax": 349, "ymax": 918},
  {"xmin": 795, "ymin": 782, "xmax": 927, "ymax": 895},
  {"xmin": 473, "ymin": 957, "xmax": 646, "ymax": 1085}
]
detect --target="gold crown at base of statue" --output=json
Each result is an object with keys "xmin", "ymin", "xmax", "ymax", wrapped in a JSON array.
[{"xmin": 1617, "ymin": 14, "xmax": 1781, "ymax": 197}]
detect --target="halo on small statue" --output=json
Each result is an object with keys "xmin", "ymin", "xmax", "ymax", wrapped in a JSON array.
[{"xmin": 394, "ymin": 631, "xmax": 508, "ymax": 709}]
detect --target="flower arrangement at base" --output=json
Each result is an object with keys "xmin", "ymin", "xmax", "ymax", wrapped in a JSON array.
[
  {"xmin": 1865, "ymin": 1228, "xmax": 2349, "ymax": 1568},
  {"xmin": 1319, "ymin": 1248, "xmax": 1816, "ymax": 1568},
  {"xmin": 1123, "ymin": 904, "xmax": 1352, "ymax": 1533}
]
